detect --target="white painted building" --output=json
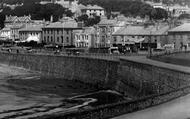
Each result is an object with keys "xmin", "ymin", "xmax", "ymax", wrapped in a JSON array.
[
  {"xmin": 168, "ymin": 23, "xmax": 190, "ymax": 49},
  {"xmin": 80, "ymin": 5, "xmax": 105, "ymax": 17},
  {"xmin": 19, "ymin": 25, "xmax": 43, "ymax": 43},
  {"xmin": 74, "ymin": 27, "xmax": 97, "ymax": 48},
  {"xmin": 0, "ymin": 27, "xmax": 11, "ymax": 40}
]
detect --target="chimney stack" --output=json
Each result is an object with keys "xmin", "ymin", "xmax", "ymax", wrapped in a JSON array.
[{"xmin": 50, "ymin": 15, "xmax": 53, "ymax": 22}]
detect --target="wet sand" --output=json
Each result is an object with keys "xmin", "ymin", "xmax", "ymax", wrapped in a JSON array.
[{"xmin": 0, "ymin": 64, "xmax": 96, "ymax": 118}]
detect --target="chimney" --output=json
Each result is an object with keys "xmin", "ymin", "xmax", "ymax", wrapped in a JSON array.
[
  {"xmin": 50, "ymin": 15, "xmax": 53, "ymax": 22},
  {"xmin": 5, "ymin": 15, "xmax": 8, "ymax": 20}
]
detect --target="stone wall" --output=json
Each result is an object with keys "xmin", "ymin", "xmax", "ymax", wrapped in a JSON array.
[
  {"xmin": 1, "ymin": 52, "xmax": 190, "ymax": 97},
  {"xmin": 117, "ymin": 58, "xmax": 190, "ymax": 96},
  {"xmin": 1, "ymin": 52, "xmax": 190, "ymax": 118},
  {"xmin": 38, "ymin": 85, "xmax": 190, "ymax": 119},
  {"xmin": 0, "ymin": 52, "xmax": 119, "ymax": 89}
]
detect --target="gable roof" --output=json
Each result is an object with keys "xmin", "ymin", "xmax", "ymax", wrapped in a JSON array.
[
  {"xmin": 5, "ymin": 15, "xmax": 31, "ymax": 23},
  {"xmin": 113, "ymin": 25, "xmax": 169, "ymax": 36},
  {"xmin": 43, "ymin": 21, "xmax": 79, "ymax": 29}
]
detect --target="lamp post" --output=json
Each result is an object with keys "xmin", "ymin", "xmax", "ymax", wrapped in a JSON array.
[{"xmin": 148, "ymin": 31, "xmax": 152, "ymax": 57}]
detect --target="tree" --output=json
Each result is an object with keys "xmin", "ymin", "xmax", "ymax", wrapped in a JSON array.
[
  {"xmin": 76, "ymin": 14, "xmax": 100, "ymax": 26},
  {"xmin": 1, "ymin": 3, "xmax": 74, "ymax": 21},
  {"xmin": 151, "ymin": 8, "xmax": 168, "ymax": 20},
  {"xmin": 78, "ymin": 0, "xmax": 168, "ymax": 20},
  {"xmin": 0, "ymin": 13, "xmax": 5, "ymax": 29}
]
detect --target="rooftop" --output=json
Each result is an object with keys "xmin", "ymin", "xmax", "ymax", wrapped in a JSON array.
[
  {"xmin": 169, "ymin": 23, "xmax": 190, "ymax": 33},
  {"xmin": 19, "ymin": 25, "xmax": 43, "ymax": 32},
  {"xmin": 113, "ymin": 25, "xmax": 169, "ymax": 36},
  {"xmin": 1, "ymin": 27, "xmax": 11, "ymax": 31},
  {"xmin": 43, "ymin": 21, "xmax": 79, "ymax": 29},
  {"xmin": 5, "ymin": 15, "xmax": 31, "ymax": 23},
  {"xmin": 80, "ymin": 5, "xmax": 104, "ymax": 10},
  {"xmin": 98, "ymin": 19, "xmax": 117, "ymax": 26},
  {"xmin": 74, "ymin": 27, "xmax": 96, "ymax": 34}
]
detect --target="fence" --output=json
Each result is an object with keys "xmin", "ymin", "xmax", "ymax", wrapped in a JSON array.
[
  {"xmin": 149, "ymin": 49, "xmax": 190, "ymax": 58},
  {"xmin": 0, "ymin": 48, "xmax": 147, "ymax": 61}
]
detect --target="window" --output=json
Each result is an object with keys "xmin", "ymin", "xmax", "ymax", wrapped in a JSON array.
[
  {"xmin": 66, "ymin": 30, "xmax": 69, "ymax": 35},
  {"xmin": 66, "ymin": 37, "xmax": 69, "ymax": 43},
  {"xmin": 61, "ymin": 36, "xmax": 63, "ymax": 41},
  {"xmin": 51, "ymin": 36, "xmax": 53, "ymax": 42},
  {"xmin": 57, "ymin": 37, "xmax": 59, "ymax": 42}
]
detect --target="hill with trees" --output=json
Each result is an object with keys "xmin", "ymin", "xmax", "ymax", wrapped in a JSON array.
[
  {"xmin": 2, "ymin": 3, "xmax": 73, "ymax": 21},
  {"xmin": 78, "ymin": 0, "xmax": 168, "ymax": 20}
]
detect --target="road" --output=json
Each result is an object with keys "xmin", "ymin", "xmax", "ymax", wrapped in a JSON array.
[{"xmin": 113, "ymin": 94, "xmax": 190, "ymax": 119}]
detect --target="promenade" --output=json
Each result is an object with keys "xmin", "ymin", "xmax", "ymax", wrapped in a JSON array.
[
  {"xmin": 112, "ymin": 93, "xmax": 190, "ymax": 119},
  {"xmin": 114, "ymin": 53, "xmax": 190, "ymax": 119}
]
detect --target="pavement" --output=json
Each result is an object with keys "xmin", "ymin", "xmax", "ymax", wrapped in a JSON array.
[
  {"xmin": 113, "ymin": 55, "xmax": 190, "ymax": 119},
  {"xmin": 112, "ymin": 93, "xmax": 190, "ymax": 119},
  {"xmin": 120, "ymin": 56, "xmax": 190, "ymax": 74}
]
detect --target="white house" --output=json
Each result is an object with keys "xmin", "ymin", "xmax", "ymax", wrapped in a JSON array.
[
  {"xmin": 74, "ymin": 27, "xmax": 97, "ymax": 48},
  {"xmin": 80, "ymin": 5, "xmax": 105, "ymax": 17},
  {"xmin": 19, "ymin": 25, "xmax": 43, "ymax": 43},
  {"xmin": 0, "ymin": 27, "xmax": 11, "ymax": 40}
]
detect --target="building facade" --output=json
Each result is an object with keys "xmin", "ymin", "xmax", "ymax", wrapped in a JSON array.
[
  {"xmin": 95, "ymin": 18, "xmax": 126, "ymax": 48},
  {"xmin": 74, "ymin": 27, "xmax": 97, "ymax": 48},
  {"xmin": 19, "ymin": 25, "xmax": 42, "ymax": 43},
  {"xmin": 4, "ymin": 15, "xmax": 32, "ymax": 28},
  {"xmin": 42, "ymin": 20, "xmax": 81, "ymax": 46},
  {"xmin": 112, "ymin": 24, "xmax": 170, "ymax": 49},
  {"xmin": 80, "ymin": 5, "xmax": 105, "ymax": 17},
  {"xmin": 168, "ymin": 23, "xmax": 190, "ymax": 49}
]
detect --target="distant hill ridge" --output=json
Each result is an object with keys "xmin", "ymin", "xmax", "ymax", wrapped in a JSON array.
[{"xmin": 0, "ymin": 0, "xmax": 189, "ymax": 6}]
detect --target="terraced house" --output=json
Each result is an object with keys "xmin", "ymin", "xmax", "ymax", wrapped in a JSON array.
[
  {"xmin": 19, "ymin": 25, "xmax": 43, "ymax": 43},
  {"xmin": 42, "ymin": 18, "xmax": 82, "ymax": 46}
]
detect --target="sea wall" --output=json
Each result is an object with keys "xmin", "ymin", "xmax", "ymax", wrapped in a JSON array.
[
  {"xmin": 38, "ymin": 85, "xmax": 190, "ymax": 119},
  {"xmin": 0, "ymin": 52, "xmax": 119, "ymax": 89},
  {"xmin": 116, "ymin": 58, "xmax": 190, "ymax": 96},
  {"xmin": 1, "ymin": 52, "xmax": 190, "ymax": 118},
  {"xmin": 1, "ymin": 52, "xmax": 190, "ymax": 96}
]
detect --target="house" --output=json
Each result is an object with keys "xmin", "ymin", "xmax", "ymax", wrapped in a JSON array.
[
  {"xmin": 4, "ymin": 15, "xmax": 32, "ymax": 28},
  {"xmin": 95, "ymin": 18, "xmax": 126, "ymax": 48},
  {"xmin": 74, "ymin": 27, "xmax": 97, "ymax": 48},
  {"xmin": 80, "ymin": 5, "xmax": 105, "ymax": 17},
  {"xmin": 0, "ymin": 25, "xmax": 24, "ymax": 41},
  {"xmin": 42, "ymin": 19, "xmax": 82, "ymax": 46},
  {"xmin": 19, "ymin": 25, "xmax": 43, "ymax": 43},
  {"xmin": 168, "ymin": 23, "xmax": 190, "ymax": 49},
  {"xmin": 112, "ymin": 24, "xmax": 170, "ymax": 49},
  {"xmin": 0, "ymin": 27, "xmax": 11, "ymax": 40}
]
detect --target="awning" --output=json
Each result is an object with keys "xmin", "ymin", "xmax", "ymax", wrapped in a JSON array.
[
  {"xmin": 26, "ymin": 36, "xmax": 40, "ymax": 43},
  {"xmin": 128, "ymin": 38, "xmax": 145, "ymax": 43}
]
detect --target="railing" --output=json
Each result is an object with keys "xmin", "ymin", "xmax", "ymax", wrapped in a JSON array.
[
  {"xmin": 149, "ymin": 49, "xmax": 190, "ymax": 58},
  {"xmin": 0, "ymin": 48, "xmax": 147, "ymax": 61}
]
